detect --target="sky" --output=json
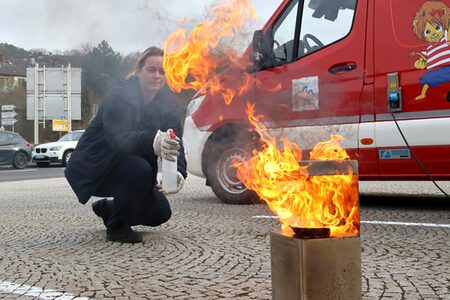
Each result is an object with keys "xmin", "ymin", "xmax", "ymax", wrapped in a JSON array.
[{"xmin": 0, "ymin": 0, "xmax": 282, "ymax": 55}]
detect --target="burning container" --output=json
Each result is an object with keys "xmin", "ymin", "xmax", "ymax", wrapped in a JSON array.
[
  {"xmin": 270, "ymin": 160, "xmax": 361, "ymax": 300},
  {"xmin": 271, "ymin": 232, "xmax": 361, "ymax": 300}
]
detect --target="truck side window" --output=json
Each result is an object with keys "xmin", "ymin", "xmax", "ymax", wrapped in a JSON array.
[
  {"xmin": 272, "ymin": 0, "xmax": 299, "ymax": 64},
  {"xmin": 299, "ymin": 0, "xmax": 357, "ymax": 57}
]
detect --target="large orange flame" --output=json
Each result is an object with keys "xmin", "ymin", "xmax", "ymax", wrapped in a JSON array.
[
  {"xmin": 163, "ymin": 0, "xmax": 256, "ymax": 104},
  {"xmin": 235, "ymin": 103, "xmax": 360, "ymax": 238},
  {"xmin": 163, "ymin": 0, "xmax": 359, "ymax": 238}
]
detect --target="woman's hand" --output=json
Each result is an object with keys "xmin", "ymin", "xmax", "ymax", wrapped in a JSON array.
[
  {"xmin": 153, "ymin": 130, "xmax": 180, "ymax": 161},
  {"xmin": 157, "ymin": 172, "xmax": 185, "ymax": 195}
]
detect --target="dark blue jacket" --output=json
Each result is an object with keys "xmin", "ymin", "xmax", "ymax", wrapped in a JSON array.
[{"xmin": 65, "ymin": 75, "xmax": 187, "ymax": 204}]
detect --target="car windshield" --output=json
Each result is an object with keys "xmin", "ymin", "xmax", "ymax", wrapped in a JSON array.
[{"xmin": 58, "ymin": 131, "xmax": 83, "ymax": 142}]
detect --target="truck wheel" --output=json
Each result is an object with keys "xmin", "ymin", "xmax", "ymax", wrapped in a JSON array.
[
  {"xmin": 207, "ymin": 139, "xmax": 260, "ymax": 205},
  {"xmin": 12, "ymin": 152, "xmax": 28, "ymax": 169},
  {"xmin": 62, "ymin": 150, "xmax": 73, "ymax": 167}
]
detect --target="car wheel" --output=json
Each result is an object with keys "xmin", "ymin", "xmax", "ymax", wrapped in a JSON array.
[
  {"xmin": 207, "ymin": 139, "xmax": 260, "ymax": 205},
  {"xmin": 62, "ymin": 150, "xmax": 73, "ymax": 167},
  {"xmin": 36, "ymin": 162, "xmax": 50, "ymax": 167},
  {"xmin": 12, "ymin": 152, "xmax": 28, "ymax": 169}
]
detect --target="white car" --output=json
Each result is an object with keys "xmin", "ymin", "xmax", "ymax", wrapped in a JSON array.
[{"xmin": 32, "ymin": 130, "xmax": 84, "ymax": 167}]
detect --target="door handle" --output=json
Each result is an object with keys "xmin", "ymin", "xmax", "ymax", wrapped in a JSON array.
[{"xmin": 328, "ymin": 63, "xmax": 357, "ymax": 74}]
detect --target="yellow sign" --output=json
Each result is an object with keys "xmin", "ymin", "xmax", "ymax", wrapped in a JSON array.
[{"xmin": 52, "ymin": 119, "xmax": 68, "ymax": 132}]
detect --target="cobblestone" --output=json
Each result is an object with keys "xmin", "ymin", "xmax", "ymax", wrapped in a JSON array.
[{"xmin": 0, "ymin": 177, "xmax": 449, "ymax": 299}]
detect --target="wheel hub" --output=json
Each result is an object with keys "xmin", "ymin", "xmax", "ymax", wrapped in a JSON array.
[
  {"xmin": 217, "ymin": 147, "xmax": 249, "ymax": 195},
  {"xmin": 16, "ymin": 156, "xmax": 25, "ymax": 165}
]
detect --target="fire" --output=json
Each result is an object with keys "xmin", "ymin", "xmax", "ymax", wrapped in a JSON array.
[
  {"xmin": 163, "ymin": 0, "xmax": 359, "ymax": 238},
  {"xmin": 235, "ymin": 104, "xmax": 359, "ymax": 238},
  {"xmin": 163, "ymin": 0, "xmax": 256, "ymax": 104}
]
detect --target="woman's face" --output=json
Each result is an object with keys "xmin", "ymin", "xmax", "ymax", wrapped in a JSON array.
[{"xmin": 137, "ymin": 55, "xmax": 166, "ymax": 94}]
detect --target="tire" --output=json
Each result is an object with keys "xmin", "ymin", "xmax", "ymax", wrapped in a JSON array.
[
  {"xmin": 36, "ymin": 162, "xmax": 50, "ymax": 167},
  {"xmin": 12, "ymin": 152, "xmax": 28, "ymax": 169},
  {"xmin": 206, "ymin": 138, "xmax": 260, "ymax": 205},
  {"xmin": 62, "ymin": 150, "xmax": 73, "ymax": 167}
]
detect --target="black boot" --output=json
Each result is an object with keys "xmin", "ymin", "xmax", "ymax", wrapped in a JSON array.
[
  {"xmin": 92, "ymin": 198, "xmax": 110, "ymax": 226},
  {"xmin": 106, "ymin": 226, "xmax": 143, "ymax": 243}
]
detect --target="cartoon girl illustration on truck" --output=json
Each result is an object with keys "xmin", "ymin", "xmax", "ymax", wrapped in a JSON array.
[{"xmin": 410, "ymin": 0, "xmax": 450, "ymax": 100}]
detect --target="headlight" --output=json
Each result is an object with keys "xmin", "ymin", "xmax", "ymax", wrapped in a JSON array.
[
  {"xmin": 49, "ymin": 146, "xmax": 62, "ymax": 151},
  {"xmin": 186, "ymin": 95, "xmax": 206, "ymax": 118}
]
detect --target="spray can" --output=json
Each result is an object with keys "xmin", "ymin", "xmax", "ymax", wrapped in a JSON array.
[{"xmin": 162, "ymin": 129, "xmax": 178, "ymax": 192}]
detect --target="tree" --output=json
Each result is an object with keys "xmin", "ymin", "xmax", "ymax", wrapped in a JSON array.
[
  {"xmin": 0, "ymin": 43, "xmax": 29, "ymax": 58},
  {"xmin": 121, "ymin": 52, "xmax": 140, "ymax": 76},
  {"xmin": 82, "ymin": 40, "xmax": 124, "ymax": 97},
  {"xmin": 64, "ymin": 43, "xmax": 93, "ymax": 56},
  {"xmin": 81, "ymin": 40, "xmax": 127, "ymax": 125}
]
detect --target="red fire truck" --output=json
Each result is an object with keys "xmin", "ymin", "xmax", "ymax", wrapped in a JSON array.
[{"xmin": 182, "ymin": 0, "xmax": 450, "ymax": 204}]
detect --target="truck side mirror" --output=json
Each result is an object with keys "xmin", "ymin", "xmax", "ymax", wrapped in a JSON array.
[
  {"xmin": 252, "ymin": 30, "xmax": 265, "ymax": 69},
  {"xmin": 251, "ymin": 29, "xmax": 274, "ymax": 71}
]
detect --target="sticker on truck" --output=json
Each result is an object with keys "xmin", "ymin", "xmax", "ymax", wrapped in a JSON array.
[
  {"xmin": 292, "ymin": 76, "xmax": 319, "ymax": 112},
  {"xmin": 379, "ymin": 149, "xmax": 411, "ymax": 160}
]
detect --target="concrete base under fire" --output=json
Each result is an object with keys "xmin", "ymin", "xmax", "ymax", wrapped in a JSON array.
[{"xmin": 271, "ymin": 231, "xmax": 361, "ymax": 300}]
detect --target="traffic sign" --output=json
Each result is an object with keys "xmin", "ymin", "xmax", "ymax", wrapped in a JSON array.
[
  {"xmin": 1, "ymin": 111, "xmax": 17, "ymax": 119},
  {"xmin": 1, "ymin": 105, "xmax": 16, "ymax": 111},
  {"xmin": 52, "ymin": 119, "xmax": 68, "ymax": 132},
  {"xmin": 1, "ymin": 118, "xmax": 17, "ymax": 126}
]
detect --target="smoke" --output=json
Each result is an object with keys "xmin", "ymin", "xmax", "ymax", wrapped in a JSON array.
[{"xmin": 0, "ymin": 0, "xmax": 279, "ymax": 55}]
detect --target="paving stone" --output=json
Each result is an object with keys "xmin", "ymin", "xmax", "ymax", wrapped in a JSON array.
[{"xmin": 0, "ymin": 177, "xmax": 449, "ymax": 299}]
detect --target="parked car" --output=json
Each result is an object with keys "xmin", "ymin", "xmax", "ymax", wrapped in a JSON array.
[
  {"xmin": 32, "ymin": 130, "xmax": 84, "ymax": 167},
  {"xmin": 0, "ymin": 130, "xmax": 32, "ymax": 169}
]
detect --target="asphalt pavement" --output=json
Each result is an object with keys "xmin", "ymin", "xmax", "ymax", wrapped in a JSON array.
[
  {"xmin": 0, "ymin": 175, "xmax": 450, "ymax": 299},
  {"xmin": 0, "ymin": 164, "xmax": 65, "ymax": 182}
]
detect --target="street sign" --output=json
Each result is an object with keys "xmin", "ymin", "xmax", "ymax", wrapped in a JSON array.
[
  {"xmin": 1, "ymin": 118, "xmax": 17, "ymax": 126},
  {"xmin": 1, "ymin": 111, "xmax": 17, "ymax": 119},
  {"xmin": 52, "ymin": 119, "xmax": 68, "ymax": 132},
  {"xmin": 1, "ymin": 105, "xmax": 16, "ymax": 111}
]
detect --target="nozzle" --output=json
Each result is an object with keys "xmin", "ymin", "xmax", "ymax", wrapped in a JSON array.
[{"xmin": 168, "ymin": 129, "xmax": 176, "ymax": 139}]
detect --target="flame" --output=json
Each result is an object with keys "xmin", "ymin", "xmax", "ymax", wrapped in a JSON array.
[
  {"xmin": 163, "ymin": 0, "xmax": 359, "ymax": 238},
  {"xmin": 163, "ymin": 0, "xmax": 256, "ymax": 104},
  {"xmin": 235, "ymin": 103, "xmax": 359, "ymax": 238},
  {"xmin": 255, "ymin": 79, "xmax": 282, "ymax": 93}
]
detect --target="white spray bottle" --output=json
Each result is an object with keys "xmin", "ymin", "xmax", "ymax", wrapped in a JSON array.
[{"xmin": 162, "ymin": 128, "xmax": 178, "ymax": 192}]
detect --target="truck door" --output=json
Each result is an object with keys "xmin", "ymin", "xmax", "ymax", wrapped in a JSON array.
[
  {"xmin": 374, "ymin": 0, "xmax": 450, "ymax": 179},
  {"xmin": 253, "ymin": 0, "xmax": 370, "ymax": 172}
]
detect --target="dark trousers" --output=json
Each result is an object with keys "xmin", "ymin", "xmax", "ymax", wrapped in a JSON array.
[{"xmin": 93, "ymin": 154, "xmax": 171, "ymax": 228}]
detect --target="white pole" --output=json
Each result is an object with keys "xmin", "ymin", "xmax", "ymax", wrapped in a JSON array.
[
  {"xmin": 67, "ymin": 64, "xmax": 72, "ymax": 132},
  {"xmin": 34, "ymin": 64, "xmax": 39, "ymax": 145},
  {"xmin": 41, "ymin": 65, "xmax": 47, "ymax": 128},
  {"xmin": 42, "ymin": 65, "xmax": 46, "ymax": 129}
]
